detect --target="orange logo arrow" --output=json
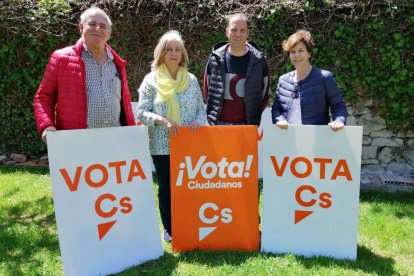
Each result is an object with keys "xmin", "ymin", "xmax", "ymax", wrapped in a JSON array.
[
  {"xmin": 294, "ymin": 210, "xmax": 313, "ymax": 224},
  {"xmin": 257, "ymin": 129, "xmax": 264, "ymax": 141},
  {"xmin": 97, "ymin": 220, "xmax": 117, "ymax": 240}
]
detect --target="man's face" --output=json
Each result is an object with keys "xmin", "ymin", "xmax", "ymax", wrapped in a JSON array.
[
  {"xmin": 79, "ymin": 12, "xmax": 111, "ymax": 49},
  {"xmin": 226, "ymin": 18, "xmax": 249, "ymax": 49}
]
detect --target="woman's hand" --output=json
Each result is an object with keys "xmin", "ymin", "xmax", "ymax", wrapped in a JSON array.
[
  {"xmin": 158, "ymin": 117, "xmax": 179, "ymax": 136},
  {"xmin": 164, "ymin": 119, "xmax": 179, "ymax": 136},
  {"xmin": 328, "ymin": 121, "xmax": 345, "ymax": 131},
  {"xmin": 276, "ymin": 120, "xmax": 288, "ymax": 129},
  {"xmin": 188, "ymin": 121, "xmax": 201, "ymax": 131}
]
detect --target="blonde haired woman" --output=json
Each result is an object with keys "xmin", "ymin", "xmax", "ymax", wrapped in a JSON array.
[{"xmin": 137, "ymin": 30, "xmax": 207, "ymax": 242}]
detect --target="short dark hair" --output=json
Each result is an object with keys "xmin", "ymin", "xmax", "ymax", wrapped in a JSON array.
[
  {"xmin": 226, "ymin": 13, "xmax": 249, "ymax": 29},
  {"xmin": 282, "ymin": 30, "xmax": 314, "ymax": 54}
]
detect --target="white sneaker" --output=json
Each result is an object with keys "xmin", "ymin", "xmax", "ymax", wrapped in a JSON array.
[{"xmin": 163, "ymin": 231, "xmax": 172, "ymax": 242}]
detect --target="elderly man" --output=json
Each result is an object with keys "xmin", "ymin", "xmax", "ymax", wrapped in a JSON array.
[
  {"xmin": 34, "ymin": 6, "xmax": 135, "ymax": 142},
  {"xmin": 203, "ymin": 13, "xmax": 270, "ymax": 126}
]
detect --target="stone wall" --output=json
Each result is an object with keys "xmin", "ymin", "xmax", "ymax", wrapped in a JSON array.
[{"xmin": 347, "ymin": 99, "xmax": 414, "ymax": 191}]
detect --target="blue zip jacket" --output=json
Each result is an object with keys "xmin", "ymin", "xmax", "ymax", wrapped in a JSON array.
[
  {"xmin": 271, "ymin": 67, "xmax": 347, "ymax": 125},
  {"xmin": 204, "ymin": 41, "xmax": 269, "ymax": 125}
]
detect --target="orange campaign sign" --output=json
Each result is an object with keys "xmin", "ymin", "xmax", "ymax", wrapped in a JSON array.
[{"xmin": 170, "ymin": 126, "xmax": 259, "ymax": 252}]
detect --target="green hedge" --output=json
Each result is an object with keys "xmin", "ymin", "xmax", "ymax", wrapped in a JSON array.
[{"xmin": 1, "ymin": 0, "xmax": 413, "ymax": 157}]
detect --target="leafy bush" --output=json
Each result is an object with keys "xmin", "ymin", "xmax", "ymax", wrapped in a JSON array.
[{"xmin": 0, "ymin": 0, "xmax": 413, "ymax": 157}]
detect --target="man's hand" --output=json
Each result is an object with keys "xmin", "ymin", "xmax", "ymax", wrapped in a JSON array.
[{"xmin": 41, "ymin": 126, "xmax": 56, "ymax": 143}]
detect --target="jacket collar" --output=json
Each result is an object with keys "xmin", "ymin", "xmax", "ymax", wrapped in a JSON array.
[
  {"xmin": 73, "ymin": 38, "xmax": 127, "ymax": 68},
  {"xmin": 82, "ymin": 42, "xmax": 114, "ymax": 61},
  {"xmin": 212, "ymin": 41, "xmax": 263, "ymax": 61}
]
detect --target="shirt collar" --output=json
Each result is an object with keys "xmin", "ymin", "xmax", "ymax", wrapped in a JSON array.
[{"xmin": 82, "ymin": 43, "xmax": 114, "ymax": 61}]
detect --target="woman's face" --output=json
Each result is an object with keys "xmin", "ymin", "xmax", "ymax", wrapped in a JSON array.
[
  {"xmin": 289, "ymin": 41, "xmax": 311, "ymax": 69},
  {"xmin": 163, "ymin": 40, "xmax": 182, "ymax": 70}
]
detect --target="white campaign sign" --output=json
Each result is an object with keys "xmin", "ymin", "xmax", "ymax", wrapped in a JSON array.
[
  {"xmin": 258, "ymin": 107, "xmax": 272, "ymax": 178},
  {"xmin": 47, "ymin": 126, "xmax": 163, "ymax": 276},
  {"xmin": 261, "ymin": 125, "xmax": 362, "ymax": 260}
]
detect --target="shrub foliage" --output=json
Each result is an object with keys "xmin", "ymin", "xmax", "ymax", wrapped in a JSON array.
[{"xmin": 1, "ymin": 0, "xmax": 413, "ymax": 157}]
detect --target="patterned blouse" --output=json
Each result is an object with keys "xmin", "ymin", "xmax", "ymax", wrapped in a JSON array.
[{"xmin": 137, "ymin": 71, "xmax": 207, "ymax": 155}]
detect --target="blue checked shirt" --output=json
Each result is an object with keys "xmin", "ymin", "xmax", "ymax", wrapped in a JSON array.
[{"xmin": 82, "ymin": 45, "xmax": 121, "ymax": 128}]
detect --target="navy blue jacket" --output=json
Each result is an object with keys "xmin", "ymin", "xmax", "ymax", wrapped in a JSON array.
[
  {"xmin": 203, "ymin": 41, "xmax": 269, "ymax": 125},
  {"xmin": 271, "ymin": 67, "xmax": 347, "ymax": 125}
]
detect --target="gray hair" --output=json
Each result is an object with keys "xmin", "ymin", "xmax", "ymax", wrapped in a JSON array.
[
  {"xmin": 151, "ymin": 30, "xmax": 189, "ymax": 71},
  {"xmin": 80, "ymin": 7, "xmax": 112, "ymax": 31}
]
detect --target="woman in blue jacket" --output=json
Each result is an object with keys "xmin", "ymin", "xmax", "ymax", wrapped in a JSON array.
[{"xmin": 271, "ymin": 30, "xmax": 347, "ymax": 131}]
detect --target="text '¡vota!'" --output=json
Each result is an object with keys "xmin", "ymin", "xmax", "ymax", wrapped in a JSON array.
[{"xmin": 175, "ymin": 155, "xmax": 254, "ymax": 189}]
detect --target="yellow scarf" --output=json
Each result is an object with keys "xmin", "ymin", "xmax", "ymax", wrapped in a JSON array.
[{"xmin": 155, "ymin": 63, "xmax": 190, "ymax": 125}]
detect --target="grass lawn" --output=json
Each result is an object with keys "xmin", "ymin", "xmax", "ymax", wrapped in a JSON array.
[{"xmin": 1, "ymin": 165, "xmax": 413, "ymax": 275}]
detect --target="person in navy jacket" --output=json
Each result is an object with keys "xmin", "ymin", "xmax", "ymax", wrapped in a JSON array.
[
  {"xmin": 271, "ymin": 30, "xmax": 347, "ymax": 131},
  {"xmin": 204, "ymin": 13, "xmax": 270, "ymax": 126}
]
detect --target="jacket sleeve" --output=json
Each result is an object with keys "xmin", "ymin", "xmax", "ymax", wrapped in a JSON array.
[
  {"xmin": 120, "ymin": 66, "xmax": 136, "ymax": 126},
  {"xmin": 33, "ymin": 52, "xmax": 59, "ymax": 134},
  {"xmin": 202, "ymin": 59, "xmax": 211, "ymax": 103},
  {"xmin": 261, "ymin": 60, "xmax": 270, "ymax": 111},
  {"xmin": 193, "ymin": 77, "xmax": 208, "ymax": 126},
  {"xmin": 271, "ymin": 76, "xmax": 287, "ymax": 124},
  {"xmin": 136, "ymin": 74, "xmax": 159, "ymax": 127},
  {"xmin": 323, "ymin": 74, "xmax": 347, "ymax": 124}
]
